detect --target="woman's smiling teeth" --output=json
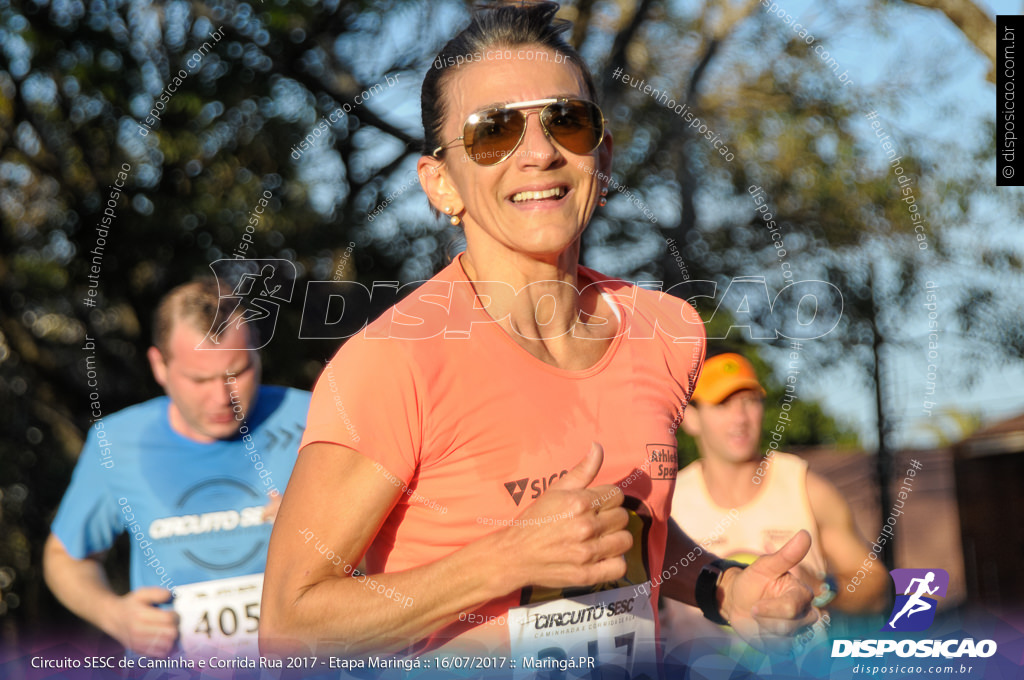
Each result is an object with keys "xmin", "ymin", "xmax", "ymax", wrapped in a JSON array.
[{"xmin": 511, "ymin": 186, "xmax": 567, "ymax": 203}]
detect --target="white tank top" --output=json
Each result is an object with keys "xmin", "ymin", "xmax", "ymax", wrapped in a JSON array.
[
  {"xmin": 661, "ymin": 452, "xmax": 827, "ymax": 649},
  {"xmin": 670, "ymin": 451, "xmax": 827, "ymax": 575}
]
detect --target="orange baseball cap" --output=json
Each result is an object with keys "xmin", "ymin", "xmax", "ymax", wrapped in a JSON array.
[{"xmin": 691, "ymin": 353, "xmax": 766, "ymax": 405}]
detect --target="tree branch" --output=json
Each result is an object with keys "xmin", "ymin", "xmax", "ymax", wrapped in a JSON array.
[{"xmin": 900, "ymin": 0, "xmax": 997, "ymax": 82}]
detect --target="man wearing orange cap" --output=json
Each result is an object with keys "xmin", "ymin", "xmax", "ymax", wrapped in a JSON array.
[{"xmin": 663, "ymin": 351, "xmax": 887, "ymax": 652}]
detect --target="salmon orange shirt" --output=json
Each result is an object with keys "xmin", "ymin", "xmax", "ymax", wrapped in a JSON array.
[{"xmin": 300, "ymin": 254, "xmax": 706, "ymax": 654}]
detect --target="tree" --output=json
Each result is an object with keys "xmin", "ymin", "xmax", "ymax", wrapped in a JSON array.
[
  {"xmin": 0, "ymin": 0, "xmax": 449, "ymax": 637},
  {"xmin": 569, "ymin": 0, "xmax": 1018, "ymax": 569},
  {"xmin": 900, "ymin": 0, "xmax": 998, "ymax": 82},
  {"xmin": 1, "ymin": 0, "xmax": 1017, "ymax": 643},
  {"xmin": 674, "ymin": 313, "xmax": 860, "ymax": 469}
]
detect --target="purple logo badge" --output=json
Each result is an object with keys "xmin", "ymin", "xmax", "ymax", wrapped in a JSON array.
[{"xmin": 883, "ymin": 568, "xmax": 949, "ymax": 632}]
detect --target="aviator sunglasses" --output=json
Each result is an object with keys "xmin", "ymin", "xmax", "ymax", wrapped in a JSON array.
[{"xmin": 432, "ymin": 98, "xmax": 606, "ymax": 166}]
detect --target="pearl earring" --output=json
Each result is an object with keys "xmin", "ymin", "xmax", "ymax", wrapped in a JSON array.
[
  {"xmin": 599, "ymin": 187, "xmax": 609, "ymax": 207},
  {"xmin": 444, "ymin": 206, "xmax": 461, "ymax": 225}
]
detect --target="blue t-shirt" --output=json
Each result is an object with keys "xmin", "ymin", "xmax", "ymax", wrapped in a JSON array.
[{"xmin": 52, "ymin": 385, "xmax": 311, "ymax": 593}]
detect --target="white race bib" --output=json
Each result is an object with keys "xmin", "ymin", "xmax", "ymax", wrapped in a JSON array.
[
  {"xmin": 173, "ymin": 573, "xmax": 263, "ymax": 658},
  {"xmin": 508, "ymin": 583, "xmax": 657, "ymax": 678}
]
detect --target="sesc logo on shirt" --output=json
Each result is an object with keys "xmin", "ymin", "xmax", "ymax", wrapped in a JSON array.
[
  {"xmin": 503, "ymin": 470, "xmax": 569, "ymax": 506},
  {"xmin": 150, "ymin": 477, "xmax": 271, "ymax": 571},
  {"xmin": 149, "ymin": 507, "xmax": 266, "ymax": 539}
]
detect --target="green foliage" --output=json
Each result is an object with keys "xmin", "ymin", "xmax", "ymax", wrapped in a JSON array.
[
  {"xmin": 0, "ymin": 0, "xmax": 1016, "ymax": 642},
  {"xmin": 0, "ymin": 0, "xmax": 438, "ymax": 634},
  {"xmin": 675, "ymin": 310, "xmax": 860, "ymax": 469}
]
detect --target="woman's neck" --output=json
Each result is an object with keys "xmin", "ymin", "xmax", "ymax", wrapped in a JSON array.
[{"xmin": 459, "ymin": 244, "xmax": 617, "ymax": 369}]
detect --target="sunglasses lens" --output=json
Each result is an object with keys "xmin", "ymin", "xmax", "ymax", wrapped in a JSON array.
[
  {"xmin": 542, "ymin": 100, "xmax": 603, "ymax": 155},
  {"xmin": 465, "ymin": 109, "xmax": 526, "ymax": 166}
]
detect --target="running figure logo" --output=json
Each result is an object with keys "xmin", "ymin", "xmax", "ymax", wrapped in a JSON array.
[
  {"xmin": 201, "ymin": 259, "xmax": 296, "ymax": 350},
  {"xmin": 883, "ymin": 568, "xmax": 949, "ymax": 632}
]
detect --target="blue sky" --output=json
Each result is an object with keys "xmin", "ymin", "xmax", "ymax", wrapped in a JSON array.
[
  {"xmin": 302, "ymin": 0, "xmax": 1023, "ymax": 449},
  {"xmin": 758, "ymin": 0, "xmax": 1024, "ymax": 448}
]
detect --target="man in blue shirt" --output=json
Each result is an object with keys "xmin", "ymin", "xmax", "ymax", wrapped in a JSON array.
[{"xmin": 44, "ymin": 279, "xmax": 311, "ymax": 658}]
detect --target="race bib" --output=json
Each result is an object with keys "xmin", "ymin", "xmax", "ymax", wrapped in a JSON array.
[
  {"xmin": 508, "ymin": 583, "xmax": 657, "ymax": 678},
  {"xmin": 173, "ymin": 573, "xmax": 263, "ymax": 658}
]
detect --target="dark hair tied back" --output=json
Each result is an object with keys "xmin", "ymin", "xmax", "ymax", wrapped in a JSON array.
[{"xmin": 421, "ymin": 1, "xmax": 598, "ymax": 158}]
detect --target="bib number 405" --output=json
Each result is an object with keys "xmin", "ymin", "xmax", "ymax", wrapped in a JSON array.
[
  {"xmin": 173, "ymin": 573, "xmax": 264, "ymax": 657},
  {"xmin": 193, "ymin": 602, "xmax": 259, "ymax": 638}
]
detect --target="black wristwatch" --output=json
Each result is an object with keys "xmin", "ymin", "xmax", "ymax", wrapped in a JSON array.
[{"xmin": 695, "ymin": 558, "xmax": 748, "ymax": 625}]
